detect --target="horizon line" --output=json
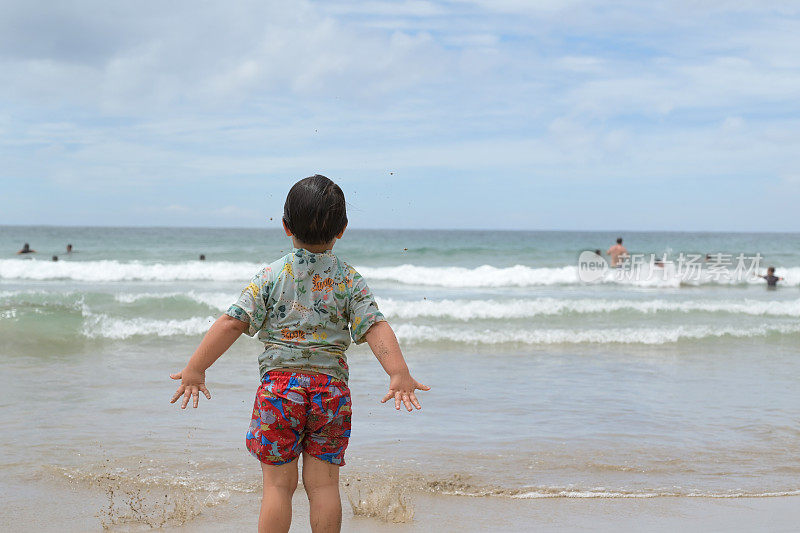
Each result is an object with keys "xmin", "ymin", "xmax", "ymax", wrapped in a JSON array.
[{"xmin": 0, "ymin": 222, "xmax": 798, "ymax": 236}]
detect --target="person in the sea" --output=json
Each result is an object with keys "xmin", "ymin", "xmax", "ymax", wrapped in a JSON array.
[
  {"xmin": 17, "ymin": 243, "xmax": 36, "ymax": 254},
  {"xmin": 758, "ymin": 266, "xmax": 784, "ymax": 288},
  {"xmin": 199, "ymin": 254, "xmax": 205, "ymax": 261},
  {"xmin": 606, "ymin": 237, "xmax": 628, "ymax": 267},
  {"xmin": 66, "ymin": 244, "xmax": 73, "ymax": 254},
  {"xmin": 169, "ymin": 174, "xmax": 429, "ymax": 533}
]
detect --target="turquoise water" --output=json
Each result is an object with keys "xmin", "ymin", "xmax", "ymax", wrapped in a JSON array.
[
  {"xmin": 1, "ymin": 225, "xmax": 799, "ymax": 528},
  {"xmin": 3, "ymin": 225, "xmax": 800, "ymax": 266}
]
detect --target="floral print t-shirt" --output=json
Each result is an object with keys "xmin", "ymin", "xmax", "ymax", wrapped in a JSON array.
[{"xmin": 226, "ymin": 248, "xmax": 385, "ymax": 383}]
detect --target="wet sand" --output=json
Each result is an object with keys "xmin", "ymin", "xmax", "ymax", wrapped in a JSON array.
[
  {"xmin": 134, "ymin": 493, "xmax": 800, "ymax": 532},
  {"xmin": 3, "ymin": 473, "xmax": 799, "ymax": 532}
]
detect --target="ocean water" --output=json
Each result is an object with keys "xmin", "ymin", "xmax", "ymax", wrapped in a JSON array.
[{"xmin": 1, "ymin": 226, "xmax": 799, "ymax": 529}]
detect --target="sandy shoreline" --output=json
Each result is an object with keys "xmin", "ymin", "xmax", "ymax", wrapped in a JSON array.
[
  {"xmin": 169, "ymin": 492, "xmax": 800, "ymax": 533},
  {"xmin": 3, "ymin": 473, "xmax": 799, "ymax": 532}
]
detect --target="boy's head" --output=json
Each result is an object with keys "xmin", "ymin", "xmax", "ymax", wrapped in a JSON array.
[
  {"xmin": 283, "ymin": 175, "xmax": 348, "ymax": 245},
  {"xmin": 616, "ymin": 237, "xmax": 623, "ymax": 244},
  {"xmin": 768, "ymin": 266, "xmax": 775, "ymax": 275}
]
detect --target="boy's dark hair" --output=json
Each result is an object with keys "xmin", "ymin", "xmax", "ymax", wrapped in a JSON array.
[
  {"xmin": 616, "ymin": 237, "xmax": 623, "ymax": 244},
  {"xmin": 283, "ymin": 175, "xmax": 348, "ymax": 245},
  {"xmin": 768, "ymin": 266, "xmax": 775, "ymax": 273}
]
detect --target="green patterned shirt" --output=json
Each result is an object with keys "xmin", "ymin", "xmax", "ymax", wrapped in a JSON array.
[{"xmin": 226, "ymin": 248, "xmax": 385, "ymax": 383}]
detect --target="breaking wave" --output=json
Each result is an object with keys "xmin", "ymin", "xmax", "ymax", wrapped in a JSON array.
[
  {"xmin": 80, "ymin": 314, "xmax": 216, "ymax": 339},
  {"xmin": 71, "ymin": 314, "xmax": 800, "ymax": 343},
  {"xmin": 0, "ymin": 259, "xmax": 262, "ymax": 282},
  {"xmin": 3, "ymin": 260, "xmax": 798, "ymax": 287},
  {"xmin": 391, "ymin": 323, "xmax": 800, "ymax": 345},
  {"xmin": 378, "ymin": 297, "xmax": 800, "ymax": 319}
]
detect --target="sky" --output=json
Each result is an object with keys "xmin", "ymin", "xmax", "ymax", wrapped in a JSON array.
[{"xmin": 1, "ymin": 0, "xmax": 799, "ymax": 231}]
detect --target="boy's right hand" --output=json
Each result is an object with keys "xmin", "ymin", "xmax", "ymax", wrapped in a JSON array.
[
  {"xmin": 169, "ymin": 366, "xmax": 212, "ymax": 409},
  {"xmin": 381, "ymin": 371, "xmax": 430, "ymax": 412}
]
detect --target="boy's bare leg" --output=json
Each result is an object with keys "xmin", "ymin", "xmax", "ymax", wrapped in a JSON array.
[
  {"xmin": 259, "ymin": 458, "xmax": 299, "ymax": 533},
  {"xmin": 302, "ymin": 452, "xmax": 342, "ymax": 533}
]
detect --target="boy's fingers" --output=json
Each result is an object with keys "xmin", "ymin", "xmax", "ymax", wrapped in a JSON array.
[
  {"xmin": 402, "ymin": 393, "xmax": 412, "ymax": 411},
  {"xmin": 410, "ymin": 393, "xmax": 421, "ymax": 409},
  {"xmin": 394, "ymin": 391, "xmax": 401, "ymax": 410},
  {"xmin": 199, "ymin": 385, "xmax": 211, "ymax": 400},
  {"xmin": 192, "ymin": 389, "xmax": 199, "ymax": 408},
  {"xmin": 181, "ymin": 389, "xmax": 191, "ymax": 409},
  {"xmin": 415, "ymin": 382, "xmax": 430, "ymax": 391},
  {"xmin": 170, "ymin": 386, "xmax": 185, "ymax": 403},
  {"xmin": 170, "ymin": 372, "xmax": 181, "ymax": 380},
  {"xmin": 381, "ymin": 390, "xmax": 394, "ymax": 403}
]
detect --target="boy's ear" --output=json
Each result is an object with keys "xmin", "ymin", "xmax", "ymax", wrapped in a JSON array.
[
  {"xmin": 282, "ymin": 218, "xmax": 293, "ymax": 237},
  {"xmin": 336, "ymin": 224, "xmax": 347, "ymax": 240}
]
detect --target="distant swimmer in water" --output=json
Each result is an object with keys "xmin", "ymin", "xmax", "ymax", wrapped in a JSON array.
[
  {"xmin": 52, "ymin": 255, "xmax": 59, "ymax": 261},
  {"xmin": 66, "ymin": 244, "xmax": 73, "ymax": 254},
  {"xmin": 758, "ymin": 266, "xmax": 783, "ymax": 288},
  {"xmin": 606, "ymin": 237, "xmax": 628, "ymax": 267},
  {"xmin": 199, "ymin": 254, "xmax": 206, "ymax": 261},
  {"xmin": 594, "ymin": 249, "xmax": 602, "ymax": 257},
  {"xmin": 17, "ymin": 243, "xmax": 36, "ymax": 254}
]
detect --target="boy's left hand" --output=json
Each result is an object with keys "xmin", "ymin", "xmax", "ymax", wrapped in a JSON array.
[{"xmin": 169, "ymin": 367, "xmax": 212, "ymax": 409}]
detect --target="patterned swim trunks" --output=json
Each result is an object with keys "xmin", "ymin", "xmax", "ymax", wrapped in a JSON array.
[{"xmin": 246, "ymin": 371, "xmax": 352, "ymax": 466}]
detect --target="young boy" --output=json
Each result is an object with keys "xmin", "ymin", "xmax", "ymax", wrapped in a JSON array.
[{"xmin": 169, "ymin": 175, "xmax": 429, "ymax": 533}]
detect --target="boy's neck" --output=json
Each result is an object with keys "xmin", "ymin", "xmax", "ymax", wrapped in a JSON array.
[{"xmin": 292, "ymin": 237, "xmax": 335, "ymax": 254}]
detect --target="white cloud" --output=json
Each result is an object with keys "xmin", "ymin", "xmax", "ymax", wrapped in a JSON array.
[
  {"xmin": 446, "ymin": 0, "xmax": 585, "ymax": 15},
  {"xmin": 2, "ymin": 0, "xmax": 800, "ymax": 229},
  {"xmin": 556, "ymin": 56, "xmax": 606, "ymax": 73},
  {"xmin": 441, "ymin": 33, "xmax": 498, "ymax": 48},
  {"xmin": 722, "ymin": 117, "xmax": 744, "ymax": 131},
  {"xmin": 323, "ymin": 1, "xmax": 446, "ymax": 17},
  {"xmin": 0, "ymin": 1, "xmax": 457, "ymax": 113}
]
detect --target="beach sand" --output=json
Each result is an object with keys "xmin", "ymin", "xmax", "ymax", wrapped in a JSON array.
[
  {"xmin": 176, "ymin": 492, "xmax": 800, "ymax": 533},
  {"xmin": 3, "ymin": 472, "xmax": 799, "ymax": 532}
]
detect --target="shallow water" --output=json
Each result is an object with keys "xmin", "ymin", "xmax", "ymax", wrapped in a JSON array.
[{"xmin": 1, "ymin": 226, "xmax": 799, "ymax": 529}]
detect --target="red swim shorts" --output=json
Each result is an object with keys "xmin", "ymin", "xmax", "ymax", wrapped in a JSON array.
[{"xmin": 246, "ymin": 371, "xmax": 351, "ymax": 466}]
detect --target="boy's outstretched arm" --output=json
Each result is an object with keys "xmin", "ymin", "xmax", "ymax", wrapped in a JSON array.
[
  {"xmin": 170, "ymin": 314, "xmax": 248, "ymax": 409},
  {"xmin": 364, "ymin": 321, "xmax": 430, "ymax": 412}
]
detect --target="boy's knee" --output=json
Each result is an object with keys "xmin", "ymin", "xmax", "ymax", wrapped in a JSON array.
[
  {"xmin": 301, "ymin": 455, "xmax": 340, "ymax": 495},
  {"xmin": 303, "ymin": 472, "xmax": 339, "ymax": 495},
  {"xmin": 261, "ymin": 460, "xmax": 299, "ymax": 494},
  {"xmin": 281, "ymin": 476, "xmax": 299, "ymax": 494},
  {"xmin": 263, "ymin": 479, "xmax": 298, "ymax": 498},
  {"xmin": 304, "ymin": 481, "xmax": 339, "ymax": 499}
]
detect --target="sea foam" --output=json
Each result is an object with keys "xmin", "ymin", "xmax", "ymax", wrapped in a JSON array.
[
  {"xmin": 4, "ymin": 259, "xmax": 798, "ymax": 287},
  {"xmin": 9, "ymin": 289, "xmax": 800, "ymax": 319},
  {"xmin": 81, "ymin": 313, "xmax": 216, "ymax": 339},
  {"xmin": 391, "ymin": 323, "xmax": 800, "ymax": 345},
  {"xmin": 75, "ymin": 313, "xmax": 800, "ymax": 343},
  {"xmin": 0, "ymin": 259, "xmax": 262, "ymax": 282},
  {"xmin": 114, "ymin": 291, "xmax": 235, "ymax": 310},
  {"xmin": 378, "ymin": 297, "xmax": 800, "ymax": 319}
]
